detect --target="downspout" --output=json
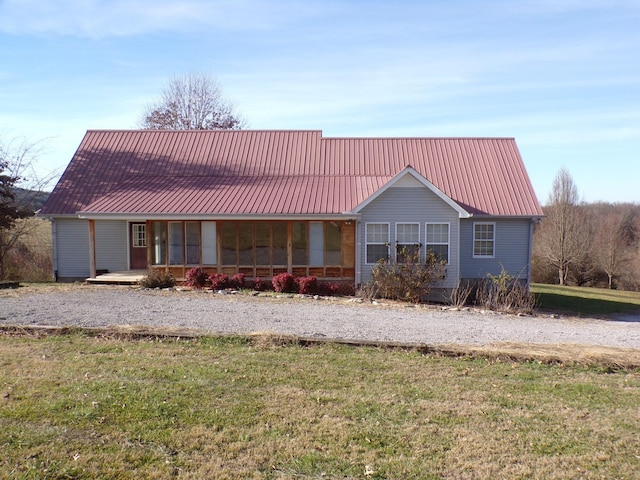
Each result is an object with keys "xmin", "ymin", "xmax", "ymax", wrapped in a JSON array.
[
  {"xmin": 51, "ymin": 218, "xmax": 58, "ymax": 281},
  {"xmin": 88, "ymin": 219, "xmax": 97, "ymax": 279},
  {"xmin": 455, "ymin": 217, "xmax": 460, "ymax": 288},
  {"xmin": 527, "ymin": 219, "xmax": 535, "ymax": 288},
  {"xmin": 355, "ymin": 219, "xmax": 362, "ymax": 288}
]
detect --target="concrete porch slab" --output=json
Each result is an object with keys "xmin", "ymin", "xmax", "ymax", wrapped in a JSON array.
[{"xmin": 86, "ymin": 270, "xmax": 146, "ymax": 285}]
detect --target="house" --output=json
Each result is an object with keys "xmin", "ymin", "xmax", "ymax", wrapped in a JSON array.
[{"xmin": 40, "ymin": 129, "xmax": 543, "ymax": 295}]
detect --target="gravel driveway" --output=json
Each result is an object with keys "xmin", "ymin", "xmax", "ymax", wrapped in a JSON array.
[{"xmin": 1, "ymin": 285, "xmax": 640, "ymax": 348}]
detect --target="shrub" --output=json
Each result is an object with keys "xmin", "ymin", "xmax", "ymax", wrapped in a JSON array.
[
  {"xmin": 297, "ymin": 275, "xmax": 318, "ymax": 295},
  {"xmin": 474, "ymin": 267, "xmax": 536, "ymax": 314},
  {"xmin": 229, "ymin": 273, "xmax": 246, "ymax": 290},
  {"xmin": 448, "ymin": 280, "xmax": 474, "ymax": 308},
  {"xmin": 364, "ymin": 248, "xmax": 445, "ymax": 303},
  {"xmin": 272, "ymin": 272, "xmax": 296, "ymax": 293},
  {"xmin": 139, "ymin": 269, "xmax": 176, "ymax": 289},
  {"xmin": 185, "ymin": 267, "xmax": 209, "ymax": 289},
  {"xmin": 209, "ymin": 273, "xmax": 229, "ymax": 290},
  {"xmin": 320, "ymin": 282, "xmax": 340, "ymax": 296},
  {"xmin": 252, "ymin": 277, "xmax": 267, "ymax": 291}
]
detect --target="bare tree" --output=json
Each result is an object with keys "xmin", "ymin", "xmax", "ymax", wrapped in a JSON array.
[
  {"xmin": 537, "ymin": 168, "xmax": 587, "ymax": 285},
  {"xmin": 592, "ymin": 211, "xmax": 626, "ymax": 289},
  {"xmin": 0, "ymin": 136, "xmax": 55, "ymax": 280},
  {"xmin": 139, "ymin": 72, "xmax": 245, "ymax": 130}
]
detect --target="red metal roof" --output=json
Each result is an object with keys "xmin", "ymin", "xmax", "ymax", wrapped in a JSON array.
[{"xmin": 40, "ymin": 130, "xmax": 543, "ymax": 217}]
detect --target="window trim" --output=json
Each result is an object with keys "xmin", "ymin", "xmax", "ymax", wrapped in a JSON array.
[
  {"xmin": 131, "ymin": 223, "xmax": 147, "ymax": 248},
  {"xmin": 365, "ymin": 222, "xmax": 390, "ymax": 265},
  {"xmin": 425, "ymin": 222, "xmax": 450, "ymax": 265},
  {"xmin": 473, "ymin": 222, "xmax": 496, "ymax": 258}
]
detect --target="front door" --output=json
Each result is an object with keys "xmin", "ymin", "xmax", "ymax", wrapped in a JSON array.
[{"xmin": 129, "ymin": 223, "xmax": 148, "ymax": 269}]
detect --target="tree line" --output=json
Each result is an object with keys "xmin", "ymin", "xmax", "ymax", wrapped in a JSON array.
[{"xmin": 532, "ymin": 168, "xmax": 639, "ymax": 291}]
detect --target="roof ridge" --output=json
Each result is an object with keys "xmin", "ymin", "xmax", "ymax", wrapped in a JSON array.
[
  {"xmin": 84, "ymin": 129, "xmax": 323, "ymax": 133},
  {"xmin": 321, "ymin": 136, "xmax": 516, "ymax": 140}
]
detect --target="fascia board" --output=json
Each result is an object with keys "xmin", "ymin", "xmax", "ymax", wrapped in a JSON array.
[{"xmin": 77, "ymin": 212, "xmax": 360, "ymax": 221}]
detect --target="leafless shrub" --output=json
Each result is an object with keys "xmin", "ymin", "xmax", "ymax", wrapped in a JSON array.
[
  {"xmin": 363, "ymin": 249, "xmax": 445, "ymax": 303},
  {"xmin": 139, "ymin": 269, "xmax": 176, "ymax": 289},
  {"xmin": 474, "ymin": 268, "xmax": 536, "ymax": 314},
  {"xmin": 448, "ymin": 280, "xmax": 474, "ymax": 308}
]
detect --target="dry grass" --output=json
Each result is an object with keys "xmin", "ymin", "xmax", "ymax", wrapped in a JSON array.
[{"xmin": 1, "ymin": 331, "xmax": 639, "ymax": 479}]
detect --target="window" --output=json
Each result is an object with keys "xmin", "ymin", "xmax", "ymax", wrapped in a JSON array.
[
  {"xmin": 152, "ymin": 222, "xmax": 166, "ymax": 265},
  {"xmin": 426, "ymin": 223, "xmax": 449, "ymax": 264},
  {"xmin": 366, "ymin": 223, "xmax": 389, "ymax": 264},
  {"xmin": 221, "ymin": 221, "xmax": 237, "ymax": 264},
  {"xmin": 325, "ymin": 222, "xmax": 342, "ymax": 265},
  {"xmin": 474, "ymin": 222, "xmax": 495, "ymax": 257},
  {"xmin": 132, "ymin": 224, "xmax": 146, "ymax": 248},
  {"xmin": 168, "ymin": 222, "xmax": 184, "ymax": 265},
  {"xmin": 396, "ymin": 223, "xmax": 420, "ymax": 262},
  {"xmin": 238, "ymin": 222, "xmax": 254, "ymax": 265},
  {"xmin": 185, "ymin": 222, "xmax": 200, "ymax": 265},
  {"xmin": 272, "ymin": 222, "xmax": 287, "ymax": 265},
  {"xmin": 309, "ymin": 222, "xmax": 324, "ymax": 266},
  {"xmin": 292, "ymin": 222, "xmax": 307, "ymax": 265},
  {"xmin": 201, "ymin": 222, "xmax": 217, "ymax": 265},
  {"xmin": 255, "ymin": 222, "xmax": 271, "ymax": 265}
]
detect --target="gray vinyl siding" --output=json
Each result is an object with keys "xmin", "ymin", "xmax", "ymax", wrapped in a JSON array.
[
  {"xmin": 359, "ymin": 186, "xmax": 459, "ymax": 288},
  {"xmin": 54, "ymin": 218, "xmax": 90, "ymax": 279},
  {"xmin": 95, "ymin": 220, "xmax": 128, "ymax": 272},
  {"xmin": 459, "ymin": 218, "xmax": 532, "ymax": 280}
]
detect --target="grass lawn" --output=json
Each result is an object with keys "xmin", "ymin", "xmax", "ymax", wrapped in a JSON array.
[
  {"xmin": 532, "ymin": 283, "xmax": 640, "ymax": 316},
  {"xmin": 1, "ymin": 333, "xmax": 639, "ymax": 479}
]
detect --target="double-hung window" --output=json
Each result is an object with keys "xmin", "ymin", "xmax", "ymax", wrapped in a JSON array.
[
  {"xmin": 473, "ymin": 222, "xmax": 495, "ymax": 257},
  {"xmin": 426, "ymin": 223, "xmax": 449, "ymax": 264},
  {"xmin": 396, "ymin": 223, "xmax": 420, "ymax": 262},
  {"xmin": 366, "ymin": 223, "xmax": 389, "ymax": 264}
]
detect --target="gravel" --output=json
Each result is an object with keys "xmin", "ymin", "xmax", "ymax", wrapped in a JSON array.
[{"xmin": 1, "ymin": 285, "xmax": 640, "ymax": 348}]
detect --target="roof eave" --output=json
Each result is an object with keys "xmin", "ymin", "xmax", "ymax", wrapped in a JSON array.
[{"xmin": 76, "ymin": 212, "xmax": 360, "ymax": 221}]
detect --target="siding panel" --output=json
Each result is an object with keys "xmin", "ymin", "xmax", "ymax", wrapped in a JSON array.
[
  {"xmin": 95, "ymin": 220, "xmax": 128, "ymax": 272},
  {"xmin": 55, "ymin": 218, "xmax": 90, "ymax": 279},
  {"xmin": 459, "ymin": 218, "xmax": 531, "ymax": 280}
]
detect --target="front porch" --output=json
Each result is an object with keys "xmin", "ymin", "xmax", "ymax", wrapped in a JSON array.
[{"xmin": 86, "ymin": 270, "xmax": 146, "ymax": 285}]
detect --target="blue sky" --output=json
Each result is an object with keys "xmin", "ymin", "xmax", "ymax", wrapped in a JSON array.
[{"xmin": 1, "ymin": 0, "xmax": 638, "ymax": 204}]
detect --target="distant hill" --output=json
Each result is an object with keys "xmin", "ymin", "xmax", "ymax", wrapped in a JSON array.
[{"xmin": 14, "ymin": 188, "xmax": 50, "ymax": 212}]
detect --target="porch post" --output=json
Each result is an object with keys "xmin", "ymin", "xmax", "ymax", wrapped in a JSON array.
[
  {"xmin": 146, "ymin": 220, "xmax": 152, "ymax": 270},
  {"xmin": 88, "ymin": 219, "xmax": 97, "ymax": 279}
]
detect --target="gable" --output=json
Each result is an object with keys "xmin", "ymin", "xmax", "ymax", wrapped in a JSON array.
[{"xmin": 351, "ymin": 168, "xmax": 471, "ymax": 218}]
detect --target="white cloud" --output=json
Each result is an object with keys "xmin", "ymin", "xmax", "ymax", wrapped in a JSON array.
[{"xmin": 0, "ymin": 0, "xmax": 313, "ymax": 38}]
